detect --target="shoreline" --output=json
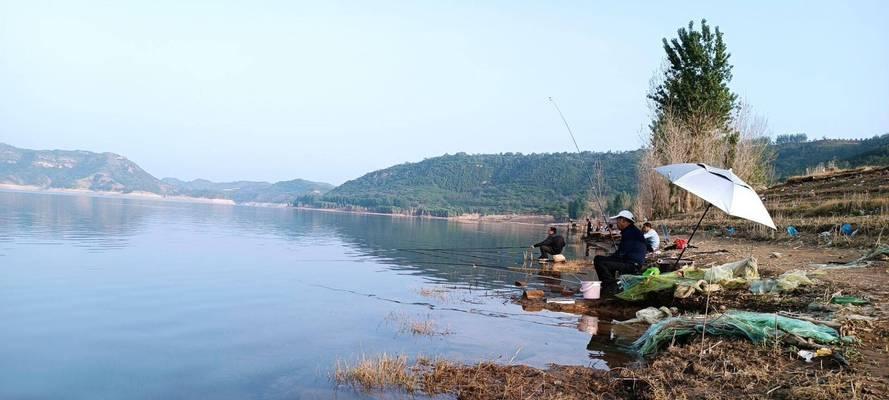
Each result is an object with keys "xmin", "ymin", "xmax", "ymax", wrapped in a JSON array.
[
  {"xmin": 0, "ymin": 184, "xmax": 563, "ymax": 225},
  {"xmin": 291, "ymin": 205, "xmax": 562, "ymax": 226},
  {"xmin": 0, "ymin": 184, "xmax": 237, "ymax": 206}
]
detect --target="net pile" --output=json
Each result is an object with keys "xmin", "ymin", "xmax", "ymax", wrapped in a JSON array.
[{"xmin": 632, "ymin": 310, "xmax": 841, "ymax": 356}]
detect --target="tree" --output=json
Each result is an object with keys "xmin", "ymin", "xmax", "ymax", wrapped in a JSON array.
[
  {"xmin": 649, "ymin": 19, "xmax": 737, "ymax": 138},
  {"xmin": 606, "ymin": 192, "xmax": 633, "ymax": 215},
  {"xmin": 775, "ymin": 133, "xmax": 808, "ymax": 145},
  {"xmin": 637, "ymin": 20, "xmax": 772, "ymax": 218},
  {"xmin": 568, "ymin": 197, "xmax": 587, "ymax": 219}
]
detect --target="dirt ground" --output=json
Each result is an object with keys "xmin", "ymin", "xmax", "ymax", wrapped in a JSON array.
[{"xmin": 518, "ymin": 237, "xmax": 889, "ymax": 399}]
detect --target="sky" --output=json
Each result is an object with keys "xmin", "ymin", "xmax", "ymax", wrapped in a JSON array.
[{"xmin": 1, "ymin": 1, "xmax": 887, "ymax": 185}]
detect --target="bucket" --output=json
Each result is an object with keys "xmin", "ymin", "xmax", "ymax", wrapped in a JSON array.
[{"xmin": 580, "ymin": 281, "xmax": 602, "ymax": 299}]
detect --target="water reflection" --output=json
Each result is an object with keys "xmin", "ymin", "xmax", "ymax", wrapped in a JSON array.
[
  {"xmin": 577, "ymin": 315, "xmax": 599, "ymax": 335},
  {"xmin": 0, "ymin": 191, "xmax": 147, "ymax": 250},
  {"xmin": 0, "ymin": 190, "xmax": 637, "ymax": 400}
]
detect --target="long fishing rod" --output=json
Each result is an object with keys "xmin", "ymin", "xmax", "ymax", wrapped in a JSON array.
[{"xmin": 548, "ymin": 97, "xmax": 616, "ymax": 247}]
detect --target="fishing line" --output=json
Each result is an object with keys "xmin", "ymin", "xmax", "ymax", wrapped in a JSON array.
[
  {"xmin": 388, "ymin": 246, "xmax": 528, "ymax": 252},
  {"xmin": 548, "ymin": 96, "xmax": 617, "ymax": 247},
  {"xmin": 307, "ymin": 283, "xmax": 580, "ymax": 328},
  {"xmin": 409, "ymin": 248, "xmax": 514, "ymax": 263}
]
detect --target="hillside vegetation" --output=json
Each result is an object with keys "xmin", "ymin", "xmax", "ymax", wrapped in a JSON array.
[
  {"xmin": 0, "ymin": 143, "xmax": 163, "ymax": 193},
  {"xmin": 299, "ymin": 134, "xmax": 889, "ymax": 218},
  {"xmin": 162, "ymin": 178, "xmax": 333, "ymax": 204},
  {"xmin": 299, "ymin": 151, "xmax": 642, "ymax": 217},
  {"xmin": 772, "ymin": 134, "xmax": 889, "ymax": 179}
]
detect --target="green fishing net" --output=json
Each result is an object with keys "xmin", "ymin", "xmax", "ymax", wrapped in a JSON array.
[{"xmin": 632, "ymin": 310, "xmax": 841, "ymax": 356}]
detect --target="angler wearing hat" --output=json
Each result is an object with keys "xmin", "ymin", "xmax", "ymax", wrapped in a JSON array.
[{"xmin": 594, "ymin": 210, "xmax": 648, "ymax": 290}]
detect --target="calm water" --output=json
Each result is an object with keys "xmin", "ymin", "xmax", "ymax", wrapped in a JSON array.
[{"xmin": 0, "ymin": 191, "xmax": 632, "ymax": 399}]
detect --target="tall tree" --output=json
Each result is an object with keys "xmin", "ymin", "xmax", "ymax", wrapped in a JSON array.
[{"xmin": 649, "ymin": 19, "xmax": 737, "ymax": 138}]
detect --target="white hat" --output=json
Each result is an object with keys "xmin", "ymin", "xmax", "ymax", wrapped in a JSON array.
[{"xmin": 610, "ymin": 210, "xmax": 635, "ymax": 223}]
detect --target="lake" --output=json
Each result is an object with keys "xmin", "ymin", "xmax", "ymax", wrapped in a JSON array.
[{"xmin": 0, "ymin": 190, "xmax": 631, "ymax": 399}]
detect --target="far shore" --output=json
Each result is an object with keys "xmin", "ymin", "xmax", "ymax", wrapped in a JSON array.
[
  {"xmin": 0, "ymin": 184, "xmax": 566, "ymax": 225},
  {"xmin": 292, "ymin": 206, "xmax": 561, "ymax": 226},
  {"xmin": 0, "ymin": 184, "xmax": 238, "ymax": 206}
]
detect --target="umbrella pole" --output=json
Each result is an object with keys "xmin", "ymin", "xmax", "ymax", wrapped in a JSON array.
[{"xmin": 673, "ymin": 204, "xmax": 712, "ymax": 268}]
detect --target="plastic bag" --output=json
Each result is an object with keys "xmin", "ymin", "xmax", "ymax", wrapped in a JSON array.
[
  {"xmin": 704, "ymin": 257, "xmax": 759, "ymax": 282},
  {"xmin": 776, "ymin": 270, "xmax": 813, "ymax": 291},
  {"xmin": 750, "ymin": 279, "xmax": 779, "ymax": 294}
]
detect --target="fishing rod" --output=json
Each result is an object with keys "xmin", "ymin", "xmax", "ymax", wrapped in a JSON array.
[{"xmin": 548, "ymin": 96, "xmax": 616, "ymax": 247}]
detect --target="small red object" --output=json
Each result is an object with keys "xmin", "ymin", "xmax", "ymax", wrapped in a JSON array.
[{"xmin": 674, "ymin": 239, "xmax": 688, "ymax": 250}]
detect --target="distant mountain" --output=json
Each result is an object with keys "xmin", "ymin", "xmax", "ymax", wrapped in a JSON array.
[
  {"xmin": 162, "ymin": 177, "xmax": 333, "ymax": 204},
  {"xmin": 0, "ymin": 143, "xmax": 332, "ymax": 203},
  {"xmin": 300, "ymin": 151, "xmax": 643, "ymax": 217},
  {"xmin": 0, "ymin": 143, "xmax": 164, "ymax": 193},
  {"xmin": 771, "ymin": 134, "xmax": 889, "ymax": 179}
]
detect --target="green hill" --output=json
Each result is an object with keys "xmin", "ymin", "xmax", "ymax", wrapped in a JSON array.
[
  {"xmin": 0, "ymin": 143, "xmax": 164, "ymax": 193},
  {"xmin": 772, "ymin": 134, "xmax": 889, "ymax": 179},
  {"xmin": 300, "ymin": 134, "xmax": 889, "ymax": 218},
  {"xmin": 299, "ymin": 151, "xmax": 642, "ymax": 217},
  {"xmin": 162, "ymin": 177, "xmax": 333, "ymax": 204}
]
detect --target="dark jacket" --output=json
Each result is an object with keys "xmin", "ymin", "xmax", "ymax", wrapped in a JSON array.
[
  {"xmin": 534, "ymin": 234, "xmax": 566, "ymax": 254},
  {"xmin": 614, "ymin": 224, "xmax": 647, "ymax": 265}
]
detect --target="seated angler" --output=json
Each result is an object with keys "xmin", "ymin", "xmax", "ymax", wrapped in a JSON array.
[
  {"xmin": 533, "ymin": 226, "xmax": 565, "ymax": 261},
  {"xmin": 642, "ymin": 222, "xmax": 661, "ymax": 253},
  {"xmin": 594, "ymin": 210, "xmax": 648, "ymax": 290}
]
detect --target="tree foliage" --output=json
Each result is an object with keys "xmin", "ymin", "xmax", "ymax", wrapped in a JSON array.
[
  {"xmin": 637, "ymin": 21, "xmax": 774, "ymax": 218},
  {"xmin": 606, "ymin": 192, "xmax": 633, "ymax": 215},
  {"xmin": 772, "ymin": 134, "xmax": 889, "ymax": 178},
  {"xmin": 649, "ymin": 19, "xmax": 737, "ymax": 137},
  {"xmin": 775, "ymin": 133, "xmax": 808, "ymax": 145}
]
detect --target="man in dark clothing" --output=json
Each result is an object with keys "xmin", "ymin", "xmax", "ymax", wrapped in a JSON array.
[
  {"xmin": 533, "ymin": 227, "xmax": 565, "ymax": 260},
  {"xmin": 594, "ymin": 210, "xmax": 648, "ymax": 287}
]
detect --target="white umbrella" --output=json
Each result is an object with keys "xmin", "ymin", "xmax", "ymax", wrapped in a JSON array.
[
  {"xmin": 655, "ymin": 163, "xmax": 776, "ymax": 229},
  {"xmin": 655, "ymin": 163, "xmax": 776, "ymax": 266}
]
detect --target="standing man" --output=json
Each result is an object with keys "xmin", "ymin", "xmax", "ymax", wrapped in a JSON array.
[
  {"xmin": 594, "ymin": 210, "xmax": 648, "ymax": 288},
  {"xmin": 533, "ymin": 226, "xmax": 565, "ymax": 260}
]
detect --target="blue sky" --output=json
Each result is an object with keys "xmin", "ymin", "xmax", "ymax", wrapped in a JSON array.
[{"xmin": 1, "ymin": 1, "xmax": 887, "ymax": 184}]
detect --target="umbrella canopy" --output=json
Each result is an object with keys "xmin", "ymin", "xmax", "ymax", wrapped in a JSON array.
[{"xmin": 655, "ymin": 163, "xmax": 776, "ymax": 229}]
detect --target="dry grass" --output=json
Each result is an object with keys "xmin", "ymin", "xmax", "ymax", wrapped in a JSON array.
[
  {"xmin": 635, "ymin": 340, "xmax": 884, "ymax": 400},
  {"xmin": 550, "ymin": 259, "xmax": 592, "ymax": 272},
  {"xmin": 635, "ymin": 105, "xmax": 772, "ymax": 220},
  {"xmin": 334, "ymin": 354, "xmax": 633, "ymax": 399},
  {"xmin": 385, "ymin": 312, "xmax": 452, "ymax": 336},
  {"xmin": 333, "ymin": 341, "xmax": 888, "ymax": 399},
  {"xmin": 333, "ymin": 353, "xmax": 418, "ymax": 392}
]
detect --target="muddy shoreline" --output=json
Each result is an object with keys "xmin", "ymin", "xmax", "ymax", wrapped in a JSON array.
[{"xmin": 336, "ymin": 237, "xmax": 889, "ymax": 399}]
